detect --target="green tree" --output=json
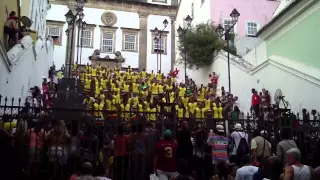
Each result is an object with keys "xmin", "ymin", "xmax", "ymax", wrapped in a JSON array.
[{"xmin": 177, "ymin": 22, "xmax": 224, "ymax": 69}]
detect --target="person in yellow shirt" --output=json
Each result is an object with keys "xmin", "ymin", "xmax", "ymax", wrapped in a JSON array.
[
  {"xmin": 176, "ymin": 104, "xmax": 184, "ymax": 119},
  {"xmin": 141, "ymin": 69, "xmax": 147, "ymax": 78},
  {"xmin": 132, "ymin": 82, "xmax": 139, "ymax": 93},
  {"xmin": 93, "ymin": 98, "xmax": 105, "ymax": 119},
  {"xmin": 83, "ymin": 96, "xmax": 95, "ymax": 109},
  {"xmin": 151, "ymin": 82, "xmax": 159, "ymax": 95},
  {"xmin": 188, "ymin": 99, "xmax": 197, "ymax": 116},
  {"xmin": 181, "ymin": 95, "xmax": 189, "ymax": 108},
  {"xmin": 195, "ymin": 103, "xmax": 208, "ymax": 121},
  {"xmin": 156, "ymin": 71, "xmax": 162, "ymax": 81},
  {"xmin": 204, "ymin": 95, "xmax": 211, "ymax": 109},
  {"xmin": 217, "ymin": 103, "xmax": 223, "ymax": 119},
  {"xmin": 147, "ymin": 104, "xmax": 157, "ymax": 127},
  {"xmin": 92, "ymin": 68, "xmax": 97, "ymax": 77},
  {"xmin": 178, "ymin": 85, "xmax": 187, "ymax": 97}
]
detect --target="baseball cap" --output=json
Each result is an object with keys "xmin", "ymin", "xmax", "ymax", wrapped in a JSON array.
[{"xmin": 164, "ymin": 129, "xmax": 172, "ymax": 138}]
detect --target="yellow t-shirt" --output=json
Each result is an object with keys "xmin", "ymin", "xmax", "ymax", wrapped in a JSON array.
[
  {"xmin": 133, "ymin": 83, "xmax": 139, "ymax": 93},
  {"xmin": 151, "ymin": 83, "xmax": 158, "ymax": 94},
  {"xmin": 181, "ymin": 97, "xmax": 189, "ymax": 108},
  {"xmin": 213, "ymin": 106, "xmax": 219, "ymax": 119},
  {"xmin": 179, "ymin": 87, "xmax": 186, "ymax": 97},
  {"xmin": 205, "ymin": 99, "xmax": 211, "ymax": 109},
  {"xmin": 188, "ymin": 102, "xmax": 197, "ymax": 114},
  {"xmin": 147, "ymin": 107, "xmax": 157, "ymax": 121}
]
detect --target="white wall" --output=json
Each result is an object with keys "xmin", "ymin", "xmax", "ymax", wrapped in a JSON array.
[
  {"xmin": 242, "ymin": 41, "xmax": 268, "ymax": 65},
  {"xmin": 29, "ymin": 0, "xmax": 49, "ymax": 38},
  {"xmin": 0, "ymin": 36, "xmax": 54, "ymax": 104},
  {"xmin": 177, "ymin": 53, "xmax": 320, "ymax": 114},
  {"xmin": 47, "ymin": 4, "xmax": 173, "ymax": 74}
]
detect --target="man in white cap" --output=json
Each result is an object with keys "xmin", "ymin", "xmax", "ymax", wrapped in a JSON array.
[
  {"xmin": 230, "ymin": 123, "xmax": 249, "ymax": 167},
  {"xmin": 251, "ymin": 130, "xmax": 272, "ymax": 166},
  {"xmin": 207, "ymin": 125, "xmax": 229, "ymax": 168}
]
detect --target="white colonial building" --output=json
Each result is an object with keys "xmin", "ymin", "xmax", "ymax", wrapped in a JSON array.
[{"xmin": 46, "ymin": 0, "xmax": 178, "ymax": 75}]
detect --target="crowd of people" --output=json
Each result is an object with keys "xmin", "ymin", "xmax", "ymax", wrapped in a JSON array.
[
  {"xmin": 0, "ymin": 63, "xmax": 320, "ymax": 180},
  {"xmin": 79, "ymin": 64, "xmax": 241, "ymax": 124}
]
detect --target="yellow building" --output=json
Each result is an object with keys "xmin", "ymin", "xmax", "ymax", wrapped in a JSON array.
[{"xmin": 0, "ymin": 0, "xmax": 19, "ymax": 43}]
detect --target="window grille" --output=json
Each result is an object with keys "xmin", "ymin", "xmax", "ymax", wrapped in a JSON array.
[
  {"xmin": 101, "ymin": 33, "xmax": 114, "ymax": 53},
  {"xmin": 81, "ymin": 30, "xmax": 92, "ymax": 47},
  {"xmin": 124, "ymin": 34, "xmax": 136, "ymax": 51}
]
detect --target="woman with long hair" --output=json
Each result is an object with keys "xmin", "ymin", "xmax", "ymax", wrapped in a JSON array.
[{"xmin": 47, "ymin": 120, "xmax": 70, "ymax": 180}]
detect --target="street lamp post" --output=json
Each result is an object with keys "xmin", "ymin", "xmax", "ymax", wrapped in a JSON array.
[
  {"xmin": 79, "ymin": 21, "xmax": 86, "ymax": 65},
  {"xmin": 215, "ymin": 8, "xmax": 240, "ymax": 94},
  {"xmin": 153, "ymin": 19, "xmax": 168, "ymax": 72},
  {"xmin": 64, "ymin": 0, "xmax": 86, "ymax": 78},
  {"xmin": 177, "ymin": 15, "xmax": 193, "ymax": 82}
]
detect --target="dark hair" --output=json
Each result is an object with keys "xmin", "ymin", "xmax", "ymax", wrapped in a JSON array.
[
  {"xmin": 9, "ymin": 11, "xmax": 16, "ymax": 16},
  {"xmin": 137, "ymin": 123, "xmax": 143, "ymax": 133},
  {"xmin": 117, "ymin": 125, "xmax": 124, "ymax": 136},
  {"xmin": 281, "ymin": 129, "xmax": 290, "ymax": 139},
  {"xmin": 95, "ymin": 165, "xmax": 106, "ymax": 176},
  {"xmin": 80, "ymin": 162, "xmax": 93, "ymax": 175},
  {"xmin": 242, "ymin": 154, "xmax": 252, "ymax": 165},
  {"xmin": 216, "ymin": 161, "xmax": 229, "ymax": 179},
  {"xmin": 176, "ymin": 159, "xmax": 190, "ymax": 175}
]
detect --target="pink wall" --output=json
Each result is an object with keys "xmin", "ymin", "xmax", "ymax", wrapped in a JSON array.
[{"xmin": 210, "ymin": 0, "xmax": 280, "ymax": 37}]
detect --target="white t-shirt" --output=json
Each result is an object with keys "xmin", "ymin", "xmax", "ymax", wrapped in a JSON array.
[
  {"xmin": 230, "ymin": 131, "xmax": 249, "ymax": 155},
  {"xmin": 235, "ymin": 165, "xmax": 258, "ymax": 180}
]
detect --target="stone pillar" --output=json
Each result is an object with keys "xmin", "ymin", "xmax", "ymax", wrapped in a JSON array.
[
  {"xmin": 138, "ymin": 13, "xmax": 148, "ymax": 70},
  {"xmin": 170, "ymin": 16, "xmax": 176, "ymax": 71},
  {"xmin": 65, "ymin": 4, "xmax": 77, "ymax": 77}
]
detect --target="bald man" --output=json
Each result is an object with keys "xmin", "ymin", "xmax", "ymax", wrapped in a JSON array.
[{"xmin": 311, "ymin": 167, "xmax": 320, "ymax": 180}]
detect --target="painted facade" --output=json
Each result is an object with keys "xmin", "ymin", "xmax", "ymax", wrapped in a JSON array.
[
  {"xmin": 261, "ymin": 1, "xmax": 320, "ymax": 69},
  {"xmin": 46, "ymin": 0, "xmax": 177, "ymax": 75},
  {"xmin": 177, "ymin": 0, "xmax": 320, "ymax": 113},
  {"xmin": 210, "ymin": 0, "xmax": 279, "ymax": 37}
]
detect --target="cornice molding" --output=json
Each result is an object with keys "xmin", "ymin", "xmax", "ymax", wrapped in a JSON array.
[
  {"xmin": 215, "ymin": 52, "xmax": 320, "ymax": 86},
  {"xmin": 50, "ymin": 0, "xmax": 178, "ymax": 17},
  {"xmin": 259, "ymin": 0, "xmax": 317, "ymax": 41}
]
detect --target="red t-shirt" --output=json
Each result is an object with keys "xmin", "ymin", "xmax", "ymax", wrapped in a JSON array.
[
  {"xmin": 211, "ymin": 76, "xmax": 218, "ymax": 85},
  {"xmin": 155, "ymin": 139, "xmax": 178, "ymax": 172},
  {"xmin": 252, "ymin": 94, "xmax": 260, "ymax": 105},
  {"xmin": 114, "ymin": 135, "xmax": 129, "ymax": 156}
]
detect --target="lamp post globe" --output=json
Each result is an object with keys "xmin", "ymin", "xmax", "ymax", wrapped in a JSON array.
[
  {"xmin": 82, "ymin": 21, "xmax": 87, "ymax": 30},
  {"xmin": 65, "ymin": 10, "xmax": 74, "ymax": 24},
  {"xmin": 154, "ymin": 27, "xmax": 159, "ymax": 35},
  {"xmin": 215, "ymin": 24, "xmax": 224, "ymax": 37},
  {"xmin": 77, "ymin": 18, "xmax": 83, "ymax": 27},
  {"xmin": 230, "ymin": 8, "xmax": 240, "ymax": 23},
  {"xmin": 184, "ymin": 15, "xmax": 193, "ymax": 27},
  {"xmin": 177, "ymin": 26, "xmax": 184, "ymax": 36},
  {"xmin": 163, "ymin": 19, "xmax": 168, "ymax": 28}
]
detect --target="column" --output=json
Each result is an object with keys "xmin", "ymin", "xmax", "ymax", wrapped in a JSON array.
[
  {"xmin": 65, "ymin": 5, "xmax": 77, "ymax": 77},
  {"xmin": 170, "ymin": 16, "xmax": 176, "ymax": 71},
  {"xmin": 138, "ymin": 13, "xmax": 148, "ymax": 70}
]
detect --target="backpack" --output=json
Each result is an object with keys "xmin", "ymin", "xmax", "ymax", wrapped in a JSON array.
[{"xmin": 236, "ymin": 132, "xmax": 249, "ymax": 156}]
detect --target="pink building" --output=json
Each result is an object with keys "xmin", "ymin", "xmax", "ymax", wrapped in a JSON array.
[{"xmin": 210, "ymin": 0, "xmax": 280, "ymax": 37}]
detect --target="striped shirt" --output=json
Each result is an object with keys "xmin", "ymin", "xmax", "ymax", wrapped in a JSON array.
[{"xmin": 207, "ymin": 135, "xmax": 229, "ymax": 163}]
